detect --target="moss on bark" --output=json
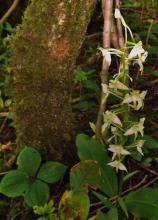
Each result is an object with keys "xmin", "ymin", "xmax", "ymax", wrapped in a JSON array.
[{"xmin": 10, "ymin": 0, "xmax": 96, "ymax": 161}]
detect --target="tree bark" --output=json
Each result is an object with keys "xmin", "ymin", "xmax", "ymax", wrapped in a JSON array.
[{"xmin": 10, "ymin": 0, "xmax": 96, "ymax": 161}]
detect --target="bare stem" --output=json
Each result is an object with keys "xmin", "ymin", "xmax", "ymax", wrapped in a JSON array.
[
  {"xmin": 0, "ymin": 0, "xmax": 20, "ymax": 24},
  {"xmin": 115, "ymin": 0, "xmax": 124, "ymax": 48},
  {"xmin": 111, "ymin": 17, "xmax": 119, "ymax": 48},
  {"xmin": 95, "ymin": 0, "xmax": 113, "ymax": 141}
]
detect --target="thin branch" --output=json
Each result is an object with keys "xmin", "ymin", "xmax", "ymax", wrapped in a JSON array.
[
  {"xmin": 115, "ymin": 0, "xmax": 124, "ymax": 48},
  {"xmin": 91, "ymin": 175, "xmax": 147, "ymax": 208},
  {"xmin": 142, "ymin": 176, "xmax": 158, "ymax": 188},
  {"xmin": 145, "ymin": 20, "xmax": 157, "ymax": 46},
  {"xmin": 131, "ymin": 159, "xmax": 158, "ymax": 177},
  {"xmin": 71, "ymin": 93, "xmax": 95, "ymax": 104},
  {"xmin": 0, "ymin": 117, "xmax": 7, "ymax": 134},
  {"xmin": 0, "ymin": 0, "xmax": 20, "ymax": 24},
  {"xmin": 95, "ymin": 0, "xmax": 113, "ymax": 141},
  {"xmin": 111, "ymin": 17, "xmax": 119, "ymax": 48}
]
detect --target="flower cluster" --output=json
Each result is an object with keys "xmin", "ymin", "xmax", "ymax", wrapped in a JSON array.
[{"xmin": 92, "ymin": 9, "xmax": 148, "ymax": 172}]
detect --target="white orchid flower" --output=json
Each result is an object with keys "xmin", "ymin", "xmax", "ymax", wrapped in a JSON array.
[
  {"xmin": 108, "ymin": 144, "xmax": 130, "ymax": 160},
  {"xmin": 99, "ymin": 47, "xmax": 124, "ymax": 66},
  {"xmin": 99, "ymin": 48, "xmax": 111, "ymax": 66},
  {"xmin": 109, "ymin": 80, "xmax": 129, "ymax": 90},
  {"xmin": 128, "ymin": 41, "xmax": 148, "ymax": 72},
  {"xmin": 108, "ymin": 160, "xmax": 127, "ymax": 172},
  {"xmin": 102, "ymin": 111, "xmax": 122, "ymax": 132},
  {"xmin": 111, "ymin": 126, "xmax": 117, "ymax": 133},
  {"xmin": 107, "ymin": 126, "xmax": 120, "ymax": 142},
  {"xmin": 128, "ymin": 41, "xmax": 145, "ymax": 59},
  {"xmin": 114, "ymin": 8, "xmax": 133, "ymax": 42},
  {"xmin": 136, "ymin": 51, "xmax": 148, "ymax": 72},
  {"xmin": 122, "ymin": 90, "xmax": 147, "ymax": 110},
  {"xmin": 135, "ymin": 140, "xmax": 145, "ymax": 155},
  {"xmin": 130, "ymin": 140, "xmax": 145, "ymax": 156},
  {"xmin": 124, "ymin": 118, "xmax": 145, "ymax": 138}
]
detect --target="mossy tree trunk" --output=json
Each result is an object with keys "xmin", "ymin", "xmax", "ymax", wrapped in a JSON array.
[{"xmin": 10, "ymin": 0, "xmax": 96, "ymax": 161}]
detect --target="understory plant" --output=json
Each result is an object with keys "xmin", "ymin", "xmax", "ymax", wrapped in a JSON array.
[
  {"xmin": 0, "ymin": 147, "xmax": 67, "ymax": 207},
  {"xmin": 1, "ymin": 1, "xmax": 158, "ymax": 220},
  {"xmin": 32, "ymin": 3, "xmax": 158, "ymax": 219}
]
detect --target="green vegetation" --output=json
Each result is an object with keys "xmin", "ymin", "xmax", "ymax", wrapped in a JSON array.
[{"xmin": 0, "ymin": 0, "xmax": 158, "ymax": 219}]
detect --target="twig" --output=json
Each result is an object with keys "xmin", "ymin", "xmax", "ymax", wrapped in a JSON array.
[
  {"xmin": 0, "ymin": 0, "xmax": 20, "ymax": 24},
  {"xmin": 0, "ymin": 117, "xmax": 7, "ymax": 134},
  {"xmin": 71, "ymin": 94, "xmax": 95, "ymax": 104},
  {"xmin": 90, "ymin": 175, "xmax": 148, "ymax": 215},
  {"xmin": 145, "ymin": 20, "xmax": 154, "ymax": 46},
  {"xmin": 142, "ymin": 176, "xmax": 158, "ymax": 188},
  {"xmin": 131, "ymin": 159, "xmax": 158, "ymax": 177},
  {"xmin": 85, "ymin": 32, "xmax": 102, "ymax": 39},
  {"xmin": 0, "ymin": 112, "xmax": 9, "ymax": 117},
  {"xmin": 91, "ymin": 175, "xmax": 147, "ymax": 208},
  {"xmin": 111, "ymin": 17, "xmax": 119, "ymax": 48},
  {"xmin": 115, "ymin": 0, "xmax": 124, "ymax": 48},
  {"xmin": 95, "ymin": 0, "xmax": 113, "ymax": 141},
  {"xmin": 118, "ymin": 175, "xmax": 147, "ymax": 198}
]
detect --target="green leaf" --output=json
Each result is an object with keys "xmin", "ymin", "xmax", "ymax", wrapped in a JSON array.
[
  {"xmin": 94, "ymin": 211, "xmax": 108, "ymax": 220},
  {"xmin": 142, "ymin": 157, "xmax": 152, "ymax": 167},
  {"xmin": 107, "ymin": 207, "xmax": 118, "ymax": 220},
  {"xmin": 33, "ymin": 201, "xmax": 55, "ymax": 215},
  {"xmin": 59, "ymin": 190, "xmax": 90, "ymax": 220},
  {"xmin": 123, "ymin": 171, "xmax": 139, "ymax": 182},
  {"xmin": 118, "ymin": 197, "xmax": 128, "ymax": 218},
  {"xmin": 100, "ymin": 165, "xmax": 118, "ymax": 196},
  {"xmin": 17, "ymin": 147, "xmax": 41, "ymax": 176},
  {"xmin": 0, "ymin": 98, "xmax": 4, "ymax": 109},
  {"xmin": 24, "ymin": 180, "xmax": 49, "ymax": 207},
  {"xmin": 4, "ymin": 99, "xmax": 12, "ymax": 107},
  {"xmin": 76, "ymin": 134, "xmax": 118, "ymax": 196},
  {"xmin": 0, "ymin": 170, "xmax": 30, "ymax": 197},
  {"xmin": 76, "ymin": 134, "xmax": 109, "ymax": 166},
  {"xmin": 148, "ymin": 46, "xmax": 158, "ymax": 55},
  {"xmin": 92, "ymin": 191, "xmax": 112, "ymax": 207},
  {"xmin": 83, "ymin": 80, "xmax": 101, "ymax": 101},
  {"xmin": 70, "ymin": 160, "xmax": 101, "ymax": 192},
  {"xmin": 37, "ymin": 161, "xmax": 67, "ymax": 184},
  {"xmin": 143, "ymin": 135, "xmax": 158, "ymax": 149},
  {"xmin": 73, "ymin": 101, "xmax": 97, "ymax": 110},
  {"xmin": 125, "ymin": 187, "xmax": 158, "ymax": 219},
  {"xmin": 151, "ymin": 70, "xmax": 158, "ymax": 77}
]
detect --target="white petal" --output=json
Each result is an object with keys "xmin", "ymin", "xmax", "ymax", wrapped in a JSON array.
[
  {"xmin": 140, "ymin": 91, "xmax": 147, "ymax": 99},
  {"xmin": 128, "ymin": 41, "xmax": 145, "ymax": 59},
  {"xmin": 109, "ymin": 80, "xmax": 129, "ymax": 90},
  {"xmin": 122, "ymin": 94, "xmax": 133, "ymax": 104},
  {"xmin": 124, "ymin": 127, "xmax": 135, "ymax": 136},
  {"xmin": 112, "ymin": 114, "xmax": 122, "ymax": 126},
  {"xmin": 89, "ymin": 122, "xmax": 96, "ymax": 133},
  {"xmin": 114, "ymin": 8, "xmax": 121, "ymax": 19},
  {"xmin": 137, "ymin": 147, "xmax": 144, "ymax": 156},
  {"xmin": 99, "ymin": 47, "xmax": 111, "ymax": 66},
  {"xmin": 101, "ymin": 123, "xmax": 108, "ymax": 133},
  {"xmin": 108, "ymin": 160, "xmax": 127, "ymax": 172},
  {"xmin": 141, "ymin": 51, "xmax": 148, "ymax": 62},
  {"xmin": 118, "ymin": 162, "xmax": 127, "ymax": 172}
]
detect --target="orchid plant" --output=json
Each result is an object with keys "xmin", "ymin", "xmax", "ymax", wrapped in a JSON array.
[{"xmin": 91, "ymin": 9, "xmax": 148, "ymax": 172}]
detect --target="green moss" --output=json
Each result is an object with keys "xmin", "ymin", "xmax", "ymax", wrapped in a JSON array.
[{"xmin": 10, "ymin": 0, "xmax": 96, "ymax": 162}]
